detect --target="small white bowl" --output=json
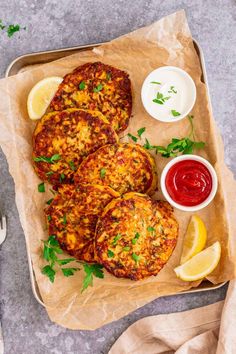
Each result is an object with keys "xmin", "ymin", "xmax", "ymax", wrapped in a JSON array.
[
  {"xmin": 141, "ymin": 66, "xmax": 196, "ymax": 123},
  {"xmin": 160, "ymin": 155, "xmax": 218, "ymax": 212}
]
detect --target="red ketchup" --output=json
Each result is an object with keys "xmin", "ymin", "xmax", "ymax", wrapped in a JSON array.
[{"xmin": 165, "ymin": 160, "xmax": 212, "ymax": 206}]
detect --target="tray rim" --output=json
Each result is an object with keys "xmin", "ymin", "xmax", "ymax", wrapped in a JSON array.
[{"xmin": 5, "ymin": 40, "xmax": 227, "ymax": 307}]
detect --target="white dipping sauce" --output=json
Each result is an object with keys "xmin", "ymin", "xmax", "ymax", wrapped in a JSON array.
[{"xmin": 141, "ymin": 66, "xmax": 196, "ymax": 123}]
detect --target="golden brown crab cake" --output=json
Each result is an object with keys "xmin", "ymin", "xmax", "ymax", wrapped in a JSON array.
[
  {"xmin": 95, "ymin": 193, "xmax": 179, "ymax": 280},
  {"xmin": 74, "ymin": 143, "xmax": 157, "ymax": 195},
  {"xmin": 49, "ymin": 62, "xmax": 132, "ymax": 133},
  {"xmin": 45, "ymin": 184, "xmax": 120, "ymax": 263},
  {"xmin": 32, "ymin": 108, "xmax": 118, "ymax": 185}
]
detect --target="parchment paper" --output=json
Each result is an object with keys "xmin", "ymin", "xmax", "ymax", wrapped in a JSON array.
[{"xmin": 0, "ymin": 10, "xmax": 236, "ymax": 330}]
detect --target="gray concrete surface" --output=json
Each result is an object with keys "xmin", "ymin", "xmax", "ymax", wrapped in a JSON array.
[{"xmin": 0, "ymin": 0, "xmax": 235, "ymax": 353}]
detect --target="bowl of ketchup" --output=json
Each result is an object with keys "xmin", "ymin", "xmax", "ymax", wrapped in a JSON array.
[{"xmin": 161, "ymin": 155, "xmax": 218, "ymax": 211}]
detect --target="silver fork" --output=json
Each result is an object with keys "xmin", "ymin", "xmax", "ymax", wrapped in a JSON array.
[{"xmin": 0, "ymin": 215, "xmax": 6, "ymax": 245}]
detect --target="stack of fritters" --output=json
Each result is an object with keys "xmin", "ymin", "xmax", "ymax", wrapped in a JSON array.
[{"xmin": 33, "ymin": 61, "xmax": 178, "ymax": 280}]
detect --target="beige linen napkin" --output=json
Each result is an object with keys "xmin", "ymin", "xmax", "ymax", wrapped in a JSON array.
[{"xmin": 109, "ymin": 280, "xmax": 236, "ymax": 354}]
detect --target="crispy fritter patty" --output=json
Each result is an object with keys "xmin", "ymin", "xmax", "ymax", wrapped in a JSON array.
[
  {"xmin": 32, "ymin": 108, "xmax": 118, "ymax": 185},
  {"xmin": 49, "ymin": 62, "xmax": 132, "ymax": 133},
  {"xmin": 45, "ymin": 184, "xmax": 120, "ymax": 262},
  {"xmin": 74, "ymin": 143, "xmax": 157, "ymax": 195},
  {"xmin": 95, "ymin": 193, "xmax": 178, "ymax": 280}
]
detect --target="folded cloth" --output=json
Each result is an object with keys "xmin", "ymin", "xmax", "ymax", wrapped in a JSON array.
[{"xmin": 109, "ymin": 280, "xmax": 236, "ymax": 354}]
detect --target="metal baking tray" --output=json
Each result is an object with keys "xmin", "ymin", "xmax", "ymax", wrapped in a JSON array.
[{"xmin": 5, "ymin": 40, "xmax": 226, "ymax": 307}]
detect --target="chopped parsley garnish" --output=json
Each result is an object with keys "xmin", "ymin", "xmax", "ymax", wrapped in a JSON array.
[
  {"xmin": 59, "ymin": 173, "xmax": 65, "ymax": 183},
  {"xmin": 128, "ymin": 133, "xmax": 138, "ymax": 142},
  {"xmin": 93, "ymin": 83, "xmax": 103, "ymax": 92},
  {"xmin": 46, "ymin": 171, "xmax": 54, "ymax": 176},
  {"xmin": 123, "ymin": 246, "xmax": 131, "ymax": 252},
  {"xmin": 171, "ymin": 110, "xmax": 181, "ymax": 117},
  {"xmin": 79, "ymin": 81, "xmax": 85, "ymax": 90},
  {"xmin": 69, "ymin": 161, "xmax": 76, "ymax": 171},
  {"xmin": 153, "ymin": 92, "xmax": 170, "ymax": 105},
  {"xmin": 62, "ymin": 214, "xmax": 67, "ymax": 225},
  {"xmin": 38, "ymin": 182, "xmax": 45, "ymax": 193},
  {"xmin": 151, "ymin": 81, "xmax": 161, "ymax": 85},
  {"xmin": 46, "ymin": 198, "xmax": 53, "ymax": 205},
  {"xmin": 137, "ymin": 127, "xmax": 146, "ymax": 137},
  {"xmin": 106, "ymin": 72, "xmax": 111, "ymax": 80},
  {"xmin": 100, "ymin": 168, "xmax": 106, "ymax": 178},
  {"xmin": 112, "ymin": 234, "xmax": 122, "ymax": 246},
  {"xmin": 132, "ymin": 253, "xmax": 140, "ymax": 263},
  {"xmin": 132, "ymin": 232, "xmax": 140, "ymax": 245},
  {"xmin": 47, "ymin": 215, "xmax": 52, "ymax": 222},
  {"xmin": 168, "ymin": 86, "xmax": 177, "ymax": 94},
  {"xmin": 108, "ymin": 249, "xmax": 114, "ymax": 258},
  {"xmin": 34, "ymin": 154, "xmax": 61, "ymax": 164},
  {"xmin": 147, "ymin": 226, "xmax": 155, "ymax": 232}
]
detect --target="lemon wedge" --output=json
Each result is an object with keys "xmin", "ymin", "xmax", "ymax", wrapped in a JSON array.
[
  {"xmin": 174, "ymin": 241, "xmax": 221, "ymax": 281},
  {"xmin": 180, "ymin": 215, "xmax": 207, "ymax": 264},
  {"xmin": 27, "ymin": 77, "xmax": 63, "ymax": 120}
]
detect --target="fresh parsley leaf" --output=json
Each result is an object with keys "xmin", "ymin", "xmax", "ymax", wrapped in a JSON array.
[
  {"xmin": 81, "ymin": 264, "xmax": 104, "ymax": 293},
  {"xmin": 57, "ymin": 258, "xmax": 76, "ymax": 266},
  {"xmin": 34, "ymin": 156, "xmax": 51, "ymax": 163},
  {"xmin": 168, "ymin": 86, "xmax": 177, "ymax": 94},
  {"xmin": 93, "ymin": 83, "xmax": 103, "ymax": 93},
  {"xmin": 59, "ymin": 173, "xmax": 65, "ymax": 183},
  {"xmin": 171, "ymin": 110, "xmax": 181, "ymax": 117},
  {"xmin": 51, "ymin": 154, "xmax": 61, "ymax": 162},
  {"xmin": 112, "ymin": 234, "xmax": 122, "ymax": 246},
  {"xmin": 128, "ymin": 133, "xmax": 138, "ymax": 142},
  {"xmin": 42, "ymin": 236, "xmax": 79, "ymax": 283},
  {"xmin": 62, "ymin": 268, "xmax": 79, "ymax": 277},
  {"xmin": 143, "ymin": 138, "xmax": 153, "ymax": 150},
  {"xmin": 42, "ymin": 265, "xmax": 55, "ymax": 283},
  {"xmin": 153, "ymin": 98, "xmax": 164, "ymax": 104},
  {"xmin": 46, "ymin": 171, "xmax": 54, "ymax": 176},
  {"xmin": 38, "ymin": 182, "xmax": 45, "ymax": 193},
  {"xmin": 34, "ymin": 154, "xmax": 60, "ymax": 164},
  {"xmin": 47, "ymin": 215, "xmax": 52, "ymax": 222},
  {"xmin": 62, "ymin": 214, "xmax": 67, "ymax": 225},
  {"xmin": 79, "ymin": 81, "xmax": 85, "ymax": 90},
  {"xmin": 7, "ymin": 24, "xmax": 20, "ymax": 37},
  {"xmin": 106, "ymin": 72, "xmax": 111, "ymax": 80},
  {"xmin": 153, "ymin": 92, "xmax": 171, "ymax": 105},
  {"xmin": 0, "ymin": 20, "xmax": 5, "ymax": 30},
  {"xmin": 100, "ymin": 168, "xmax": 106, "ymax": 179},
  {"xmin": 147, "ymin": 226, "xmax": 155, "ymax": 232},
  {"xmin": 150, "ymin": 81, "xmax": 161, "ymax": 85},
  {"xmin": 69, "ymin": 161, "xmax": 76, "ymax": 171},
  {"xmin": 132, "ymin": 232, "xmax": 141, "ymax": 245},
  {"xmin": 108, "ymin": 249, "xmax": 114, "ymax": 258},
  {"xmin": 132, "ymin": 253, "xmax": 140, "ymax": 263},
  {"xmin": 137, "ymin": 127, "xmax": 146, "ymax": 137},
  {"xmin": 141, "ymin": 116, "xmax": 205, "ymax": 158},
  {"xmin": 46, "ymin": 198, "xmax": 53, "ymax": 205},
  {"xmin": 123, "ymin": 246, "xmax": 130, "ymax": 252}
]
